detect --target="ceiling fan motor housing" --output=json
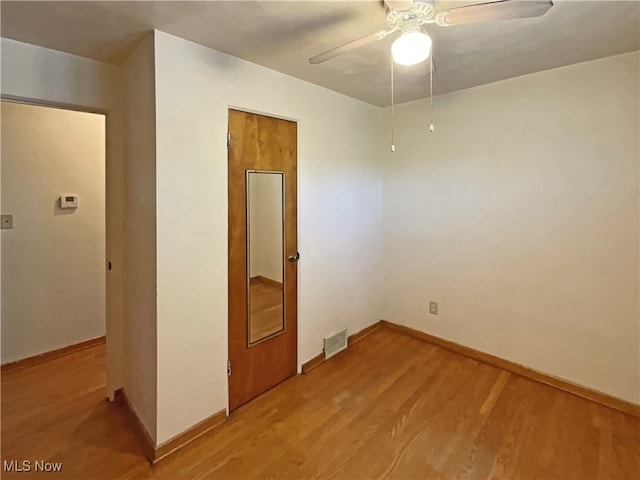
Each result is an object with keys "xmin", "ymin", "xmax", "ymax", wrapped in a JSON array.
[{"xmin": 386, "ymin": 0, "xmax": 436, "ymax": 29}]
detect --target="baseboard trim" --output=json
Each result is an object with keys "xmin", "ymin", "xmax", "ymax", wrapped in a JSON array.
[
  {"xmin": 348, "ymin": 321, "xmax": 384, "ymax": 346},
  {"xmin": 301, "ymin": 352, "xmax": 325, "ymax": 374},
  {"xmin": 116, "ymin": 389, "xmax": 156, "ymax": 463},
  {"xmin": 301, "ymin": 321, "xmax": 383, "ymax": 374},
  {"xmin": 117, "ymin": 389, "xmax": 227, "ymax": 464},
  {"xmin": 1, "ymin": 336, "xmax": 106, "ymax": 374},
  {"xmin": 380, "ymin": 320, "xmax": 640, "ymax": 418},
  {"xmin": 155, "ymin": 408, "xmax": 227, "ymax": 463}
]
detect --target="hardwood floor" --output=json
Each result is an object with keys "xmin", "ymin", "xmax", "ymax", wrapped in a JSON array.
[
  {"xmin": 2, "ymin": 327, "xmax": 638, "ymax": 479},
  {"xmin": 249, "ymin": 277, "xmax": 284, "ymax": 343}
]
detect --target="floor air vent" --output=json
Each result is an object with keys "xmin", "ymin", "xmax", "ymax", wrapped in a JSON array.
[{"xmin": 324, "ymin": 329, "xmax": 348, "ymax": 359}]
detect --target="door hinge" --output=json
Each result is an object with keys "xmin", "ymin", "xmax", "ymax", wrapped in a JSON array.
[
  {"xmin": 227, "ymin": 359, "xmax": 231, "ymax": 376},
  {"xmin": 227, "ymin": 132, "xmax": 231, "ymax": 148}
]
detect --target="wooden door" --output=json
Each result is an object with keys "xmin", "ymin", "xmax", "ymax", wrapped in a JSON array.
[{"xmin": 228, "ymin": 109, "xmax": 298, "ymax": 411}]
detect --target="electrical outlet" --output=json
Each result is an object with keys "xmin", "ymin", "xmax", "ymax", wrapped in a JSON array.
[
  {"xmin": 429, "ymin": 301, "xmax": 438, "ymax": 315},
  {"xmin": 1, "ymin": 214, "xmax": 13, "ymax": 230}
]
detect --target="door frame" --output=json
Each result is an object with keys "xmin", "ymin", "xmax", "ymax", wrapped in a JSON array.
[
  {"xmin": 0, "ymin": 94, "xmax": 120, "ymax": 399},
  {"xmin": 226, "ymin": 106, "xmax": 301, "ymax": 412}
]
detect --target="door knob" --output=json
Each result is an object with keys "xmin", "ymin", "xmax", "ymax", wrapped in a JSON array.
[{"xmin": 287, "ymin": 252, "xmax": 300, "ymax": 263}]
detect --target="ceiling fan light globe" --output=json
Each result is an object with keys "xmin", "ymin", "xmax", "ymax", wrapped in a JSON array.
[{"xmin": 391, "ymin": 31, "xmax": 432, "ymax": 66}]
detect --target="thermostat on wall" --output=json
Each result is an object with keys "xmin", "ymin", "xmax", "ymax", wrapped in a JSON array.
[{"xmin": 60, "ymin": 194, "xmax": 78, "ymax": 209}]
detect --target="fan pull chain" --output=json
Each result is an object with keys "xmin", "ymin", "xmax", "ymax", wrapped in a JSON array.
[
  {"xmin": 429, "ymin": 48, "xmax": 435, "ymax": 133},
  {"xmin": 390, "ymin": 55, "xmax": 396, "ymax": 153}
]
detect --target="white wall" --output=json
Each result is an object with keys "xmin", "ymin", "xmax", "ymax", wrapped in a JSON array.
[
  {"xmin": 0, "ymin": 38, "xmax": 124, "ymax": 396},
  {"xmin": 1, "ymin": 101, "xmax": 105, "ymax": 363},
  {"xmin": 121, "ymin": 34, "xmax": 158, "ymax": 441},
  {"xmin": 249, "ymin": 173, "xmax": 284, "ymax": 283},
  {"xmin": 0, "ymin": 38, "xmax": 118, "ymax": 110},
  {"xmin": 0, "ymin": 33, "xmax": 383, "ymax": 445},
  {"xmin": 382, "ymin": 51, "xmax": 640, "ymax": 403},
  {"xmin": 153, "ymin": 30, "xmax": 383, "ymax": 443}
]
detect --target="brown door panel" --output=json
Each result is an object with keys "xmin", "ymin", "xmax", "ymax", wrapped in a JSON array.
[{"xmin": 228, "ymin": 109, "xmax": 297, "ymax": 411}]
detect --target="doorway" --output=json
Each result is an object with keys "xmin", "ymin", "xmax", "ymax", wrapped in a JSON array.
[
  {"xmin": 227, "ymin": 109, "xmax": 298, "ymax": 411},
  {"xmin": 0, "ymin": 101, "xmax": 107, "ymax": 370}
]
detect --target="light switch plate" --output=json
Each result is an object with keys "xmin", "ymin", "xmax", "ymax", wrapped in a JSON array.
[
  {"xmin": 1, "ymin": 214, "xmax": 14, "ymax": 229},
  {"xmin": 429, "ymin": 301, "xmax": 438, "ymax": 315}
]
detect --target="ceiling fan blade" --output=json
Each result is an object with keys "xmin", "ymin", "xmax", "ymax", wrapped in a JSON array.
[
  {"xmin": 385, "ymin": 0, "xmax": 414, "ymax": 11},
  {"xmin": 436, "ymin": 0, "xmax": 553, "ymax": 27},
  {"xmin": 309, "ymin": 28, "xmax": 398, "ymax": 64}
]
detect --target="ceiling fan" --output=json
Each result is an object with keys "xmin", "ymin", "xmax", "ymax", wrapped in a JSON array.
[{"xmin": 309, "ymin": 0, "xmax": 554, "ymax": 66}]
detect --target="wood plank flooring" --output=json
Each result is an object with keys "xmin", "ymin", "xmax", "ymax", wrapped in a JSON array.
[
  {"xmin": 249, "ymin": 278, "xmax": 284, "ymax": 343},
  {"xmin": 1, "ymin": 327, "xmax": 638, "ymax": 479}
]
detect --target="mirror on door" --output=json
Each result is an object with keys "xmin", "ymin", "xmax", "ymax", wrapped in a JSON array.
[{"xmin": 246, "ymin": 171, "xmax": 285, "ymax": 345}]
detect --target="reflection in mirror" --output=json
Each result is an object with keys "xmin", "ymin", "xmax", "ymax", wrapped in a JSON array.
[{"xmin": 247, "ymin": 171, "xmax": 285, "ymax": 345}]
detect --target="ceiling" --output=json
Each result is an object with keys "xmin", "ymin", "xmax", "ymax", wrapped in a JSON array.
[{"xmin": 1, "ymin": 0, "xmax": 638, "ymax": 106}]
